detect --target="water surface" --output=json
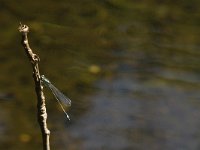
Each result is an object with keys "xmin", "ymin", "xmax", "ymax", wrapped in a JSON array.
[{"xmin": 1, "ymin": 1, "xmax": 200, "ymax": 150}]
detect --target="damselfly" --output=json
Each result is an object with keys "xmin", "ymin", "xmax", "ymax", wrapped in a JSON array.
[{"xmin": 40, "ymin": 75, "xmax": 71, "ymax": 120}]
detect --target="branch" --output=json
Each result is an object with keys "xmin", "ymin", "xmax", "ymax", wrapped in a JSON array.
[{"xmin": 18, "ymin": 23, "xmax": 50, "ymax": 150}]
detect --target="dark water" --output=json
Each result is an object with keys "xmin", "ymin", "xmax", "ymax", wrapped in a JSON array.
[{"xmin": 1, "ymin": 1, "xmax": 200, "ymax": 150}]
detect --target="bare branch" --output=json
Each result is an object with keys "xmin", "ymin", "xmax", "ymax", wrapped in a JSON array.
[{"xmin": 18, "ymin": 23, "xmax": 50, "ymax": 150}]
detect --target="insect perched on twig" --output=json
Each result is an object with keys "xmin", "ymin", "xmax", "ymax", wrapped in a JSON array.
[{"xmin": 40, "ymin": 75, "xmax": 71, "ymax": 120}]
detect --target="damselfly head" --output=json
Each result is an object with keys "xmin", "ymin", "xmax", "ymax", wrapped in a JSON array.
[{"xmin": 40, "ymin": 75, "xmax": 51, "ymax": 86}]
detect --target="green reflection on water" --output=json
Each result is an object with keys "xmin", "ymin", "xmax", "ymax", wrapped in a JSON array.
[{"xmin": 1, "ymin": 0, "xmax": 200, "ymax": 149}]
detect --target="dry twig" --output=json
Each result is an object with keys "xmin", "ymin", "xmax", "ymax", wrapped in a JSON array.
[{"xmin": 18, "ymin": 23, "xmax": 50, "ymax": 150}]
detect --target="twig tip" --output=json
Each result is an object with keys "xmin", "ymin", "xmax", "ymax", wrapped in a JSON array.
[{"xmin": 18, "ymin": 23, "xmax": 29, "ymax": 33}]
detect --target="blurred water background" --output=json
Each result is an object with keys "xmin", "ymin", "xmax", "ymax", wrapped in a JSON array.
[{"xmin": 1, "ymin": 0, "xmax": 200, "ymax": 150}]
